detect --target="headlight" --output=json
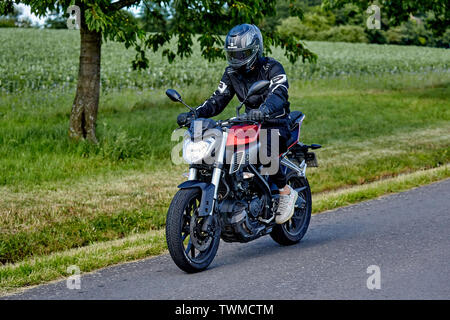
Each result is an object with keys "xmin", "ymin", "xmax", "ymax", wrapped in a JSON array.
[{"xmin": 183, "ymin": 136, "xmax": 216, "ymax": 164}]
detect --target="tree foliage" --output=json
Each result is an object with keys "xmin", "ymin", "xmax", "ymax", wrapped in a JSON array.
[
  {"xmin": 0, "ymin": 3, "xmax": 32, "ymax": 27},
  {"xmin": 139, "ymin": 1, "xmax": 171, "ymax": 33},
  {"xmin": 1, "ymin": 1, "xmax": 317, "ymax": 143},
  {"xmin": 44, "ymin": 10, "xmax": 68, "ymax": 29},
  {"xmin": 275, "ymin": 1, "xmax": 448, "ymax": 48},
  {"xmin": 323, "ymin": 0, "xmax": 449, "ymax": 37},
  {"xmin": 1, "ymin": 1, "xmax": 317, "ymax": 68}
]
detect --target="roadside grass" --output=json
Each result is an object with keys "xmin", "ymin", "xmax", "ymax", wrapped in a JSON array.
[
  {"xmin": 1, "ymin": 28, "xmax": 449, "ymax": 291},
  {"xmin": 0, "ymin": 170, "xmax": 184, "ymax": 263},
  {"xmin": 0, "ymin": 229, "xmax": 166, "ymax": 297},
  {"xmin": 1, "ymin": 71, "xmax": 449, "ymax": 265},
  {"xmin": 0, "ymin": 123, "xmax": 448, "ymax": 264},
  {"xmin": 312, "ymin": 164, "xmax": 449, "ymax": 213},
  {"xmin": 1, "ymin": 71, "xmax": 448, "ymax": 188},
  {"xmin": 1, "ymin": 164, "xmax": 448, "ymax": 297}
]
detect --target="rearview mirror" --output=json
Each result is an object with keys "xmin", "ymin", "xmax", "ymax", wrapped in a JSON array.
[
  {"xmin": 166, "ymin": 89, "xmax": 182, "ymax": 102},
  {"xmin": 246, "ymin": 80, "xmax": 270, "ymax": 99},
  {"xmin": 165, "ymin": 88, "xmax": 198, "ymax": 118}
]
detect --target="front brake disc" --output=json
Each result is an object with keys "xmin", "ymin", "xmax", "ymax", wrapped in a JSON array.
[{"xmin": 190, "ymin": 213, "xmax": 212, "ymax": 251}]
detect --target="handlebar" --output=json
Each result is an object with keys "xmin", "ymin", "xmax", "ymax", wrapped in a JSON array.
[
  {"xmin": 219, "ymin": 113, "xmax": 277, "ymax": 126},
  {"xmin": 181, "ymin": 114, "xmax": 287, "ymax": 128},
  {"xmin": 217, "ymin": 115, "xmax": 258, "ymax": 127}
]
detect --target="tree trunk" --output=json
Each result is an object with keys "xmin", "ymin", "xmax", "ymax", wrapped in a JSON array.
[{"xmin": 69, "ymin": 26, "xmax": 101, "ymax": 143}]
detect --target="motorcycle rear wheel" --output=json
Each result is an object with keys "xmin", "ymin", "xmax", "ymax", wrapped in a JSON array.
[
  {"xmin": 270, "ymin": 171, "xmax": 312, "ymax": 246},
  {"xmin": 166, "ymin": 188, "xmax": 220, "ymax": 273}
]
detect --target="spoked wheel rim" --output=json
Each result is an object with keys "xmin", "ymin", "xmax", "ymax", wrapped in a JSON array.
[
  {"xmin": 180, "ymin": 194, "xmax": 217, "ymax": 265},
  {"xmin": 282, "ymin": 178, "xmax": 309, "ymax": 237}
]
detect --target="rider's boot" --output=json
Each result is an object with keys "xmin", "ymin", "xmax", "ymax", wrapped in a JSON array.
[{"xmin": 275, "ymin": 185, "xmax": 298, "ymax": 224}]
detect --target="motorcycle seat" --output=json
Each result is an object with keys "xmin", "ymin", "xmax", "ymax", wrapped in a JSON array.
[
  {"xmin": 284, "ymin": 111, "xmax": 305, "ymax": 149},
  {"xmin": 288, "ymin": 111, "xmax": 304, "ymax": 131}
]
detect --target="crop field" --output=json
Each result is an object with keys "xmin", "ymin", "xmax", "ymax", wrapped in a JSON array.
[
  {"xmin": 1, "ymin": 28, "xmax": 449, "ymax": 93},
  {"xmin": 0, "ymin": 28, "xmax": 449, "ymax": 292}
]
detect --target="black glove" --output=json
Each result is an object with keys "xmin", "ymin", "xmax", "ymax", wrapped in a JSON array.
[
  {"xmin": 177, "ymin": 112, "xmax": 194, "ymax": 126},
  {"xmin": 247, "ymin": 108, "xmax": 267, "ymax": 122}
]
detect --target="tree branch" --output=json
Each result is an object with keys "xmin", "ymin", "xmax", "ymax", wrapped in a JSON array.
[
  {"xmin": 0, "ymin": 0, "xmax": 14, "ymax": 15},
  {"xmin": 109, "ymin": 0, "xmax": 141, "ymax": 12}
]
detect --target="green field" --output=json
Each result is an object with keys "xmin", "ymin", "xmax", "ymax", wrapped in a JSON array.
[
  {"xmin": 1, "ymin": 28, "xmax": 450, "ymax": 93},
  {"xmin": 0, "ymin": 28, "xmax": 449, "ymax": 287}
]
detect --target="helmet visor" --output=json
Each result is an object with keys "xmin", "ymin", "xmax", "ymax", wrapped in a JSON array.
[{"xmin": 225, "ymin": 46, "xmax": 258, "ymax": 67}]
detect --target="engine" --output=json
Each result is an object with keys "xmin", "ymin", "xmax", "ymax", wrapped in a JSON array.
[
  {"xmin": 248, "ymin": 196, "xmax": 264, "ymax": 219},
  {"xmin": 218, "ymin": 195, "xmax": 268, "ymax": 243}
]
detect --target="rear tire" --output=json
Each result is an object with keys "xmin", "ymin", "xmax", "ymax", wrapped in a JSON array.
[
  {"xmin": 166, "ymin": 188, "xmax": 220, "ymax": 273},
  {"xmin": 270, "ymin": 171, "xmax": 312, "ymax": 246}
]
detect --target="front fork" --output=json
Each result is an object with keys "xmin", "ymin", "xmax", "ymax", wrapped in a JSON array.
[{"xmin": 188, "ymin": 131, "xmax": 228, "ymax": 217}]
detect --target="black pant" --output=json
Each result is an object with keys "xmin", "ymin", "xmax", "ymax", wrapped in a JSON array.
[{"xmin": 261, "ymin": 126, "xmax": 291, "ymax": 189}]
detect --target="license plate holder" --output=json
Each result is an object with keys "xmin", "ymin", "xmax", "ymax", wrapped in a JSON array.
[{"xmin": 306, "ymin": 152, "xmax": 318, "ymax": 167}]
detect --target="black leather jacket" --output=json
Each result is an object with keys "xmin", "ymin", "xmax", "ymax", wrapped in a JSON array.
[{"xmin": 195, "ymin": 57, "xmax": 290, "ymax": 126}]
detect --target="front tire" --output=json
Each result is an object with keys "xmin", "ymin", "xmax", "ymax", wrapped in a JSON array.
[
  {"xmin": 166, "ymin": 188, "xmax": 220, "ymax": 273},
  {"xmin": 270, "ymin": 171, "xmax": 312, "ymax": 246}
]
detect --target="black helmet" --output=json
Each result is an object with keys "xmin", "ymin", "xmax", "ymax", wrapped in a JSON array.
[{"xmin": 224, "ymin": 24, "xmax": 263, "ymax": 71}]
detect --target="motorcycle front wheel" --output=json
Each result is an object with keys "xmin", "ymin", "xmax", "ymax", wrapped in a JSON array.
[
  {"xmin": 270, "ymin": 171, "xmax": 312, "ymax": 246},
  {"xmin": 166, "ymin": 188, "xmax": 220, "ymax": 273}
]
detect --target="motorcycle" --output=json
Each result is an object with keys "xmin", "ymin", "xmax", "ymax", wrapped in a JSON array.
[{"xmin": 165, "ymin": 80, "xmax": 321, "ymax": 273}]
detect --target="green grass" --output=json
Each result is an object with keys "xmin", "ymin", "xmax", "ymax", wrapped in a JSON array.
[
  {"xmin": 1, "ymin": 28, "xmax": 449, "ymax": 93},
  {"xmin": 2, "ymin": 165, "xmax": 448, "ymax": 297},
  {"xmin": 1, "ymin": 71, "xmax": 448, "ymax": 265},
  {"xmin": 312, "ymin": 164, "xmax": 450, "ymax": 213},
  {"xmin": 0, "ymin": 229, "xmax": 167, "ymax": 297},
  {"xmin": 0, "ymin": 28, "xmax": 449, "ymax": 284},
  {"xmin": 1, "ymin": 72, "xmax": 448, "ymax": 189}
]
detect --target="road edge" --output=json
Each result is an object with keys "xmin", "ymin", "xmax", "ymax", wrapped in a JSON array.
[{"xmin": 1, "ymin": 164, "xmax": 449, "ymax": 297}]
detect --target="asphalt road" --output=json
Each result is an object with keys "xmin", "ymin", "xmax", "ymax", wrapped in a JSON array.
[{"xmin": 5, "ymin": 179, "xmax": 450, "ymax": 300}]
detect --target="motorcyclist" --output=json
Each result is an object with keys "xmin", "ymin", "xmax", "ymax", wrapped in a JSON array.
[{"xmin": 177, "ymin": 24, "xmax": 298, "ymax": 224}]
